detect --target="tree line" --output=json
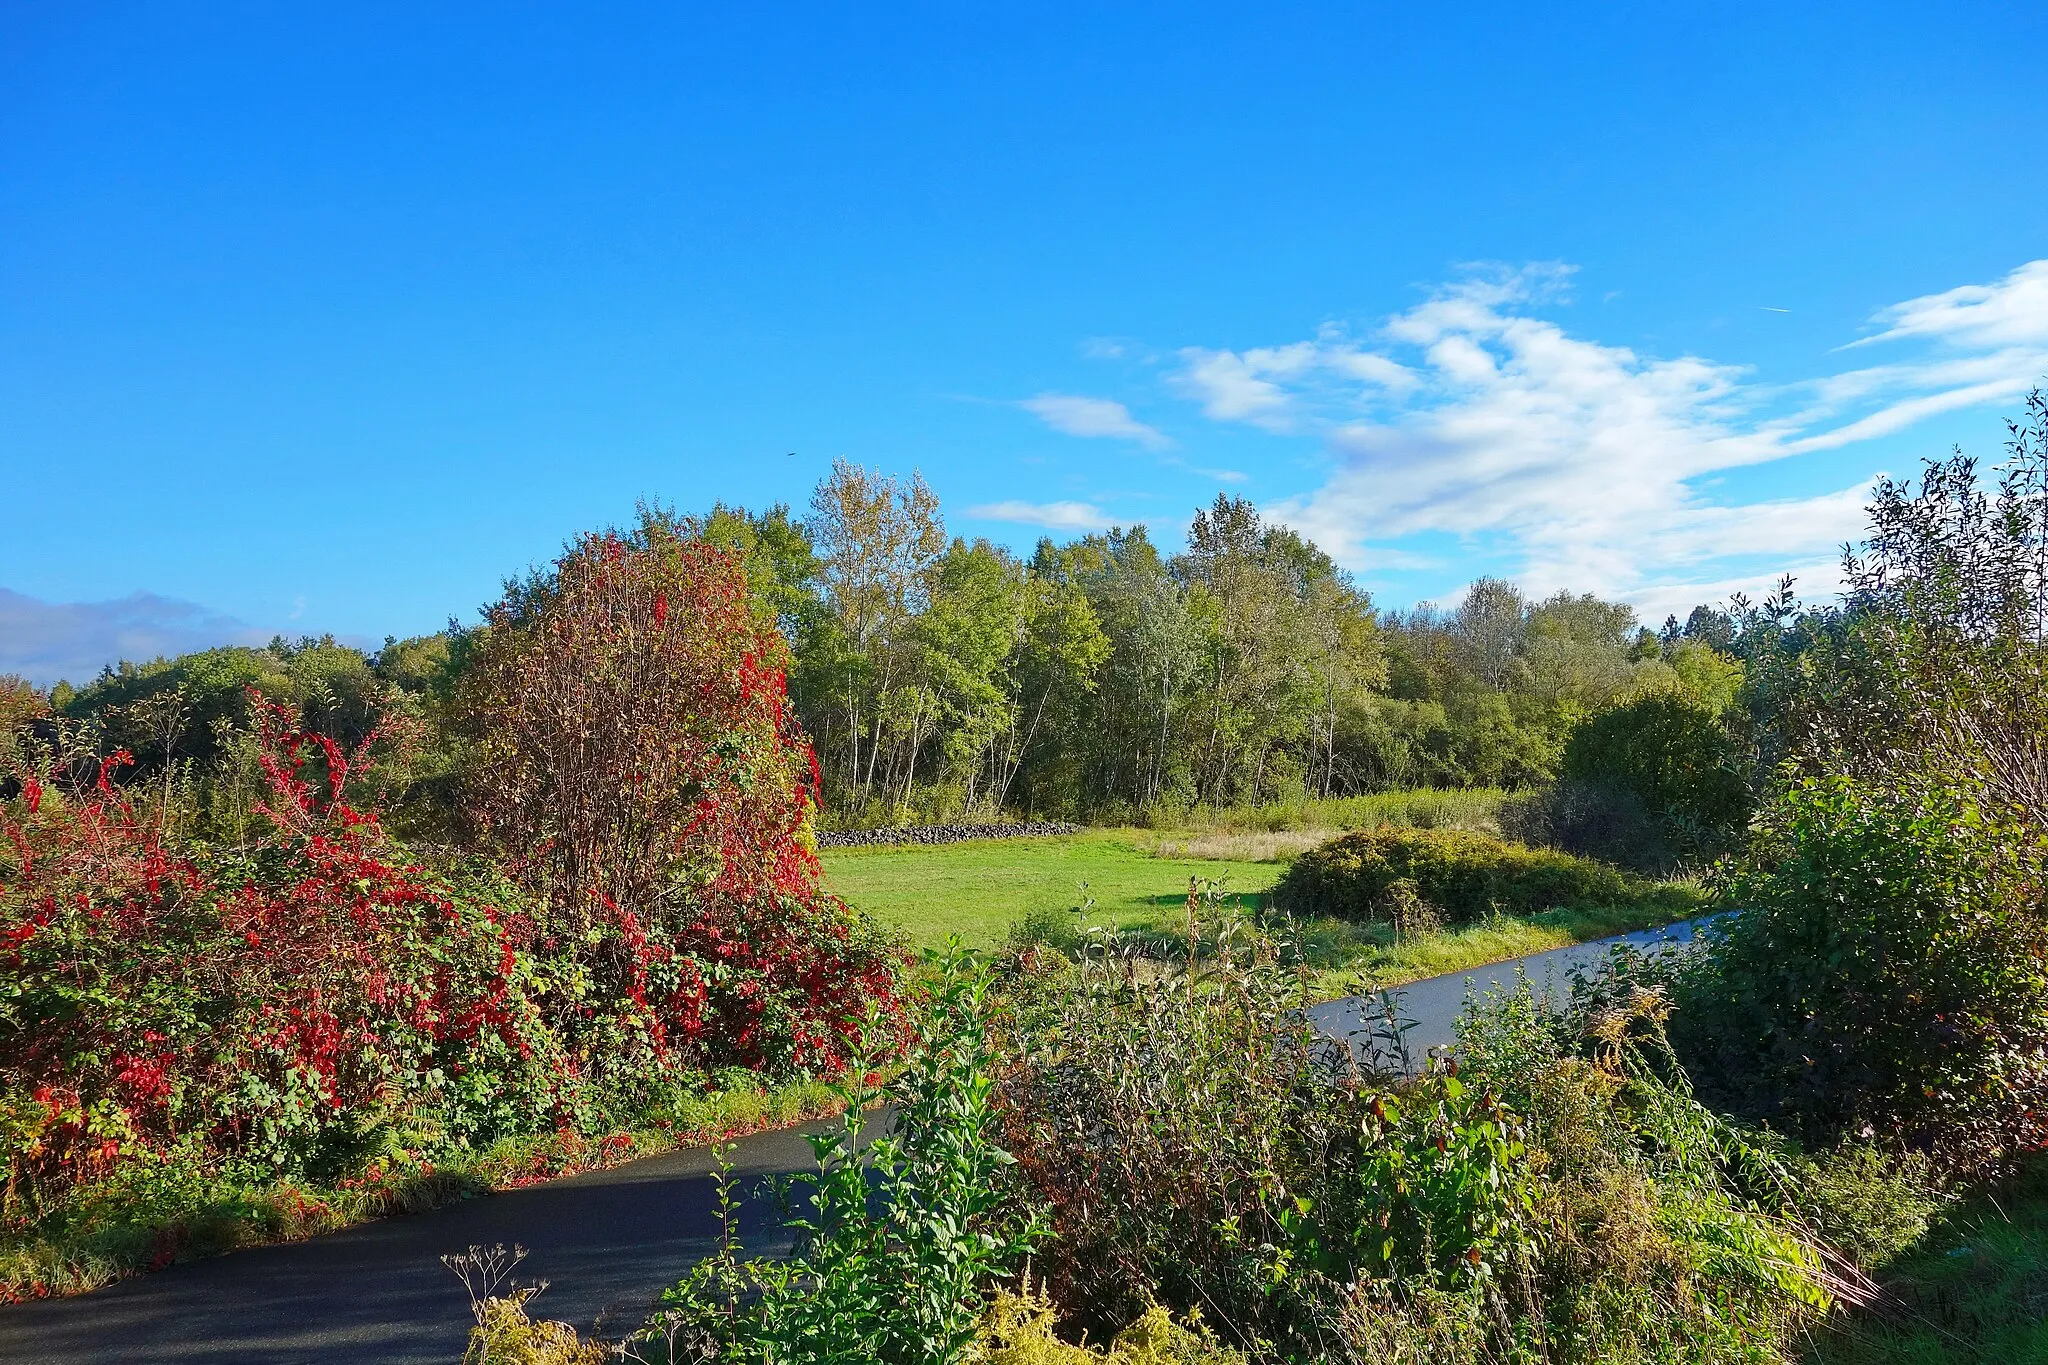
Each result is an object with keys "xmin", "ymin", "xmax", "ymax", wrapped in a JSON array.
[
  {"xmin": 5, "ymin": 460, "xmax": 1758, "ymax": 831},
  {"xmin": 691, "ymin": 461, "xmax": 1747, "ymax": 823}
]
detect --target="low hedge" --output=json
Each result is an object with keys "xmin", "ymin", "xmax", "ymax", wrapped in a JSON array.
[{"xmin": 1270, "ymin": 826, "xmax": 1641, "ymax": 924}]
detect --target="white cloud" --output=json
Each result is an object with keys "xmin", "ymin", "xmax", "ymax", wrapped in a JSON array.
[
  {"xmin": 0, "ymin": 587, "xmax": 272, "ymax": 687},
  {"xmin": 1018, "ymin": 394, "xmax": 1172, "ymax": 449},
  {"xmin": 1173, "ymin": 349, "xmax": 1296, "ymax": 427},
  {"xmin": 1624, "ymin": 558, "xmax": 1847, "ymax": 632},
  {"xmin": 1855, "ymin": 259, "xmax": 2048, "ymax": 350},
  {"xmin": 1160, "ymin": 260, "xmax": 2048, "ymax": 607},
  {"xmin": 1179, "ymin": 463, "xmax": 1250, "ymax": 484},
  {"xmin": 965, "ymin": 500, "xmax": 1118, "ymax": 532}
]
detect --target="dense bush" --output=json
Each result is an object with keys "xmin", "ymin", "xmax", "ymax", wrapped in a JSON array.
[
  {"xmin": 1673, "ymin": 776, "xmax": 2048, "ymax": 1173},
  {"xmin": 1271, "ymin": 826, "xmax": 1640, "ymax": 924},
  {"xmin": 990, "ymin": 903, "xmax": 1841, "ymax": 1362},
  {"xmin": 457, "ymin": 517, "xmax": 903, "ymax": 1081},
  {"xmin": 1497, "ymin": 776, "xmax": 1674, "ymax": 873},
  {"xmin": 2, "ymin": 525, "xmax": 909, "ymax": 1287},
  {"xmin": 1562, "ymin": 694, "xmax": 1751, "ymax": 841},
  {"xmin": 1, "ymin": 706, "xmax": 562, "ymax": 1218}
]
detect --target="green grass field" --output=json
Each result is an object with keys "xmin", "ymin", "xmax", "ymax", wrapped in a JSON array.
[
  {"xmin": 821, "ymin": 823, "xmax": 1702, "ymax": 993},
  {"xmin": 822, "ymin": 829, "xmax": 1282, "ymax": 950}
]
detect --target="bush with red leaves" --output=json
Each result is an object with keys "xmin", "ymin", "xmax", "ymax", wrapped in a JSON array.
[
  {"xmin": 457, "ymin": 515, "xmax": 905, "ymax": 1083},
  {"xmin": 1, "ymin": 703, "xmax": 562, "ymax": 1211}
]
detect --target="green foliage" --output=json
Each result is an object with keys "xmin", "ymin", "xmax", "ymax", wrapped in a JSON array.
[
  {"xmin": 991, "ymin": 898, "xmax": 1837, "ymax": 1362},
  {"xmin": 1807, "ymin": 1155, "xmax": 2048, "ymax": 1365},
  {"xmin": 1457, "ymin": 979, "xmax": 1851, "ymax": 1362},
  {"xmin": 1563, "ymin": 694, "xmax": 1750, "ymax": 834},
  {"xmin": 995, "ymin": 896, "xmax": 1540, "ymax": 1357},
  {"xmin": 1786, "ymin": 1143, "xmax": 1944, "ymax": 1271},
  {"xmin": 1272, "ymin": 826, "xmax": 1642, "ymax": 924},
  {"xmin": 1664, "ymin": 638, "xmax": 1745, "ymax": 716},
  {"xmin": 1729, "ymin": 392, "xmax": 2048, "ymax": 835},
  {"xmin": 646, "ymin": 948, "xmax": 1039, "ymax": 1365},
  {"xmin": 1678, "ymin": 776, "xmax": 2048, "ymax": 1172},
  {"xmin": 1558, "ymin": 692, "xmax": 1753, "ymax": 863}
]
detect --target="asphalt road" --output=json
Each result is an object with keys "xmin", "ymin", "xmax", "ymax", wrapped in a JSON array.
[
  {"xmin": 0, "ymin": 920, "xmax": 1708, "ymax": 1364},
  {"xmin": 0, "ymin": 1118, "xmax": 847, "ymax": 1365},
  {"xmin": 1305, "ymin": 916, "xmax": 1710, "ymax": 1067}
]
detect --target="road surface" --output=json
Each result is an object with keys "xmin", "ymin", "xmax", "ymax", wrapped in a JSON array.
[{"xmin": 1305, "ymin": 916, "xmax": 1711, "ymax": 1066}]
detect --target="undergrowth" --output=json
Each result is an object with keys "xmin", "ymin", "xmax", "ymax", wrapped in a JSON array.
[{"xmin": 1804, "ymin": 1156, "xmax": 2048, "ymax": 1364}]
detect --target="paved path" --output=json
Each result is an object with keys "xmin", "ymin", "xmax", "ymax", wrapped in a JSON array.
[
  {"xmin": 1306, "ymin": 916, "xmax": 1712, "ymax": 1066},
  {"xmin": 0, "ymin": 1119, "xmax": 848, "ymax": 1365},
  {"xmin": 0, "ymin": 920, "xmax": 1710, "ymax": 1364}
]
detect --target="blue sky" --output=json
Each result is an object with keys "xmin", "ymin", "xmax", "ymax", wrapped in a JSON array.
[{"xmin": 4, "ymin": 2, "xmax": 2046, "ymax": 684}]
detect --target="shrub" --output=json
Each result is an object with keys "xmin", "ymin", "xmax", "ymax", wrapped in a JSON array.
[
  {"xmin": 996, "ymin": 901, "xmax": 1838, "ymax": 1362},
  {"xmin": 460, "ymin": 516, "xmax": 821, "ymax": 920},
  {"xmin": 973, "ymin": 1281, "xmax": 1245, "ymax": 1364},
  {"xmin": 0, "ymin": 707, "xmax": 568, "ymax": 1215},
  {"xmin": 642, "ymin": 947, "xmax": 1039, "ymax": 1365},
  {"xmin": 997, "ymin": 904, "xmax": 1540, "ymax": 1358},
  {"xmin": 1560, "ymin": 693, "xmax": 1752, "ymax": 858},
  {"xmin": 1498, "ymin": 777, "xmax": 1674, "ymax": 873},
  {"xmin": 1787, "ymin": 1144, "xmax": 1944, "ymax": 1271},
  {"xmin": 3, "ymin": 660, "xmax": 906, "ymax": 1288},
  {"xmin": 457, "ymin": 515, "xmax": 904, "ymax": 1080},
  {"xmin": 1675, "ymin": 776, "xmax": 2048, "ymax": 1173},
  {"xmin": 1271, "ymin": 826, "xmax": 1640, "ymax": 925},
  {"xmin": 1456, "ymin": 979, "xmax": 1856, "ymax": 1362}
]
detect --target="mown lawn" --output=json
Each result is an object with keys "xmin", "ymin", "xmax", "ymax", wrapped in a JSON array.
[
  {"xmin": 821, "ymin": 829, "xmax": 1281, "ymax": 950},
  {"xmin": 822, "ymin": 826, "xmax": 1703, "ymax": 995}
]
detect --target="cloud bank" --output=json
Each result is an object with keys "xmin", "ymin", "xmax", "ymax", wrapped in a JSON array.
[
  {"xmin": 0, "ymin": 588, "xmax": 273, "ymax": 688},
  {"xmin": 1163, "ymin": 260, "xmax": 2048, "ymax": 612}
]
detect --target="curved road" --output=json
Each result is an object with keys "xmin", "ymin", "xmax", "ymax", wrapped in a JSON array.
[
  {"xmin": 0, "ymin": 920, "xmax": 1706, "ymax": 1364},
  {"xmin": 1307, "ymin": 916, "xmax": 1712, "ymax": 1065}
]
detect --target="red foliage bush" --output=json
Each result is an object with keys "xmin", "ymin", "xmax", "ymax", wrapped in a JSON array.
[
  {"xmin": 457, "ymin": 518, "xmax": 904, "ymax": 1079},
  {"xmin": 1, "ymin": 523, "xmax": 904, "ymax": 1221},
  {"xmin": 1, "ymin": 701, "xmax": 558, "ymax": 1209}
]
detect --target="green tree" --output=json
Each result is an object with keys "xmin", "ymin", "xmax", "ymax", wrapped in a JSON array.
[
  {"xmin": 1562, "ymin": 693, "xmax": 1751, "ymax": 851},
  {"xmin": 805, "ymin": 460, "xmax": 947, "ymax": 811}
]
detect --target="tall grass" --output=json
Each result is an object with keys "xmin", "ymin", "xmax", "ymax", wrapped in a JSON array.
[{"xmin": 1142, "ymin": 787, "xmax": 1509, "ymax": 837}]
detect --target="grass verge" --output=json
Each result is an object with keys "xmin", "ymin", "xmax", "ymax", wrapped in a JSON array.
[
  {"xmin": 1288, "ymin": 889, "xmax": 1705, "ymax": 997},
  {"xmin": 1806, "ymin": 1156, "xmax": 2048, "ymax": 1364},
  {"xmin": 0, "ymin": 1074, "xmax": 844, "ymax": 1303}
]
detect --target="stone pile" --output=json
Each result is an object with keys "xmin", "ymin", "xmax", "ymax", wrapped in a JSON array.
[{"xmin": 817, "ymin": 821, "xmax": 1082, "ymax": 849}]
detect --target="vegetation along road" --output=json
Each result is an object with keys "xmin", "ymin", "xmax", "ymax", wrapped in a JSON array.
[{"xmin": 0, "ymin": 930, "xmax": 1679, "ymax": 1365}]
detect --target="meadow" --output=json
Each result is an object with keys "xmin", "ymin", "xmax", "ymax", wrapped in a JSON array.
[{"xmin": 821, "ymin": 814, "xmax": 1704, "ymax": 995}]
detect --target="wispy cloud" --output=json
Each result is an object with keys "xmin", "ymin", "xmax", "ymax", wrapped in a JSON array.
[
  {"xmin": 965, "ymin": 499, "xmax": 1118, "ymax": 532},
  {"xmin": 0, "ymin": 587, "xmax": 272, "ymax": 687},
  {"xmin": 1018, "ymin": 394, "xmax": 1172, "ymax": 449},
  {"xmin": 1852, "ymin": 259, "xmax": 2048, "ymax": 350},
  {"xmin": 1152, "ymin": 259, "xmax": 2048, "ymax": 612},
  {"xmin": 1172, "ymin": 347, "xmax": 1303, "ymax": 428}
]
